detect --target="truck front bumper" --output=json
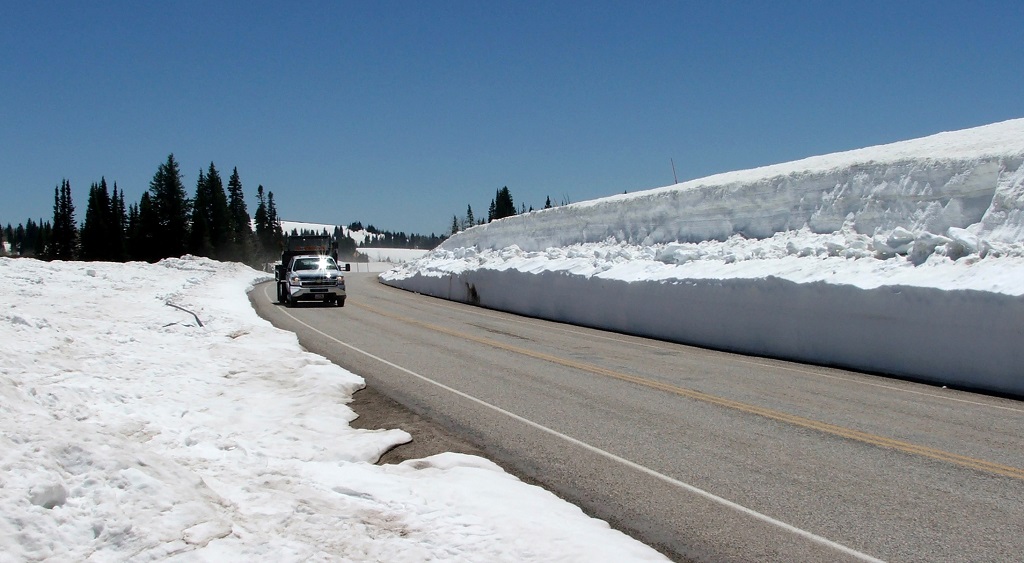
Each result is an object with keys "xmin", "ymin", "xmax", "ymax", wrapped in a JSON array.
[{"xmin": 286, "ymin": 284, "xmax": 346, "ymax": 302}]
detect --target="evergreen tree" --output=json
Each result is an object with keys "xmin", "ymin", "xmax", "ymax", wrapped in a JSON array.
[
  {"xmin": 126, "ymin": 203, "xmax": 141, "ymax": 260},
  {"xmin": 110, "ymin": 183, "xmax": 127, "ymax": 261},
  {"xmin": 188, "ymin": 169, "xmax": 214, "ymax": 257},
  {"xmin": 465, "ymin": 204, "xmax": 475, "ymax": 227},
  {"xmin": 206, "ymin": 163, "xmax": 230, "ymax": 258},
  {"xmin": 545, "ymin": 196, "xmax": 552, "ymax": 209},
  {"xmin": 490, "ymin": 186, "xmax": 516, "ymax": 222},
  {"xmin": 451, "ymin": 215, "xmax": 460, "ymax": 235},
  {"xmin": 80, "ymin": 178, "xmax": 113, "ymax": 261},
  {"xmin": 21, "ymin": 220, "xmax": 39, "ymax": 256},
  {"xmin": 148, "ymin": 154, "xmax": 191, "ymax": 259},
  {"xmin": 188, "ymin": 162, "xmax": 231, "ymax": 259},
  {"xmin": 49, "ymin": 179, "xmax": 77, "ymax": 260},
  {"xmin": 226, "ymin": 167, "xmax": 253, "ymax": 263},
  {"xmin": 128, "ymin": 192, "xmax": 160, "ymax": 262},
  {"xmin": 266, "ymin": 190, "xmax": 283, "ymax": 251},
  {"xmin": 253, "ymin": 185, "xmax": 271, "ymax": 260},
  {"xmin": 36, "ymin": 220, "xmax": 51, "ymax": 258}
]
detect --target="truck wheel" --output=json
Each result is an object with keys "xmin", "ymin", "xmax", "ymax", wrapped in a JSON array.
[
  {"xmin": 284, "ymin": 293, "xmax": 295, "ymax": 308},
  {"xmin": 337, "ymin": 296, "xmax": 346, "ymax": 307}
]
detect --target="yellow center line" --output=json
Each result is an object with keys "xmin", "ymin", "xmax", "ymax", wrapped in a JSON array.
[{"xmin": 354, "ymin": 301, "xmax": 1024, "ymax": 481}]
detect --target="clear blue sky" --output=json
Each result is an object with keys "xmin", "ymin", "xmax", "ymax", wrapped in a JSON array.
[{"xmin": 3, "ymin": 1, "xmax": 1023, "ymax": 236}]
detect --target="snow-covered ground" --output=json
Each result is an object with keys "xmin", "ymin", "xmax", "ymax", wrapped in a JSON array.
[
  {"xmin": 357, "ymin": 248, "xmax": 429, "ymax": 264},
  {"xmin": 0, "ymin": 256, "xmax": 666, "ymax": 562},
  {"xmin": 383, "ymin": 118, "xmax": 1024, "ymax": 397}
]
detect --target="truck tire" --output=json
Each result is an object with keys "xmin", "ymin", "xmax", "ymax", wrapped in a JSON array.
[{"xmin": 337, "ymin": 296, "xmax": 346, "ymax": 307}]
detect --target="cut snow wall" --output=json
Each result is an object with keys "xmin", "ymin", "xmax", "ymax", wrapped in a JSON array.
[
  {"xmin": 443, "ymin": 155, "xmax": 1024, "ymax": 252},
  {"xmin": 383, "ymin": 271, "xmax": 1024, "ymax": 397}
]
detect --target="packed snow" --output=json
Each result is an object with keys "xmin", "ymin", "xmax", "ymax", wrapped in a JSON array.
[
  {"xmin": 382, "ymin": 119, "xmax": 1024, "ymax": 397},
  {"xmin": 0, "ymin": 256, "xmax": 666, "ymax": 562}
]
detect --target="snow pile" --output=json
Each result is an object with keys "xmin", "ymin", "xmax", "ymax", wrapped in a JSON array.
[
  {"xmin": 382, "ymin": 119, "xmax": 1024, "ymax": 396},
  {"xmin": 0, "ymin": 257, "xmax": 665, "ymax": 562}
]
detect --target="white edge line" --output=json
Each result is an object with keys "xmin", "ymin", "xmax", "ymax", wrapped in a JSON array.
[{"xmin": 263, "ymin": 284, "xmax": 886, "ymax": 563}]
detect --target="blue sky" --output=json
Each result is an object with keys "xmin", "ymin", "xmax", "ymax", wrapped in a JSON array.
[{"xmin": 3, "ymin": 1, "xmax": 1023, "ymax": 237}]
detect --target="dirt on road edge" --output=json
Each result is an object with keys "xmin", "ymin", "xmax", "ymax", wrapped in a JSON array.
[{"xmin": 348, "ymin": 384, "xmax": 489, "ymax": 465}]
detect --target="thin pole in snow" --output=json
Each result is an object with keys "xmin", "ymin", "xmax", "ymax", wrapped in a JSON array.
[{"xmin": 671, "ymin": 158, "xmax": 679, "ymax": 184}]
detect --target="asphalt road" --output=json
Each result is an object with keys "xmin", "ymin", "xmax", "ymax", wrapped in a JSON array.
[{"xmin": 250, "ymin": 273, "xmax": 1024, "ymax": 563}]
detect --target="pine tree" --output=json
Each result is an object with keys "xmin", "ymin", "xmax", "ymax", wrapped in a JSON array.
[
  {"xmin": 187, "ymin": 162, "xmax": 232, "ymax": 259},
  {"xmin": 22, "ymin": 220, "xmax": 37, "ymax": 256},
  {"xmin": 189, "ymin": 168, "xmax": 214, "ymax": 257},
  {"xmin": 148, "ymin": 154, "xmax": 191, "ymax": 259},
  {"xmin": 206, "ymin": 163, "xmax": 231, "ymax": 258},
  {"xmin": 226, "ymin": 167, "xmax": 253, "ymax": 263},
  {"xmin": 266, "ymin": 190, "xmax": 284, "ymax": 252},
  {"xmin": 110, "ymin": 183, "xmax": 127, "ymax": 261},
  {"xmin": 126, "ymin": 203, "xmax": 141, "ymax": 260},
  {"xmin": 451, "ymin": 215, "xmax": 460, "ymax": 235},
  {"xmin": 127, "ymin": 192, "xmax": 160, "ymax": 262},
  {"xmin": 465, "ymin": 204, "xmax": 475, "ymax": 227},
  {"xmin": 80, "ymin": 178, "xmax": 113, "ymax": 261},
  {"xmin": 491, "ymin": 186, "xmax": 516, "ymax": 221},
  {"xmin": 36, "ymin": 220, "xmax": 52, "ymax": 258},
  {"xmin": 253, "ymin": 185, "xmax": 270, "ymax": 260},
  {"xmin": 49, "ymin": 179, "xmax": 77, "ymax": 260},
  {"xmin": 545, "ymin": 196, "xmax": 552, "ymax": 209}
]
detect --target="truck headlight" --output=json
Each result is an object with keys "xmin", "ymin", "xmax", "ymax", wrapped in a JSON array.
[
  {"xmin": 336, "ymin": 276, "xmax": 345, "ymax": 286},
  {"xmin": 289, "ymin": 275, "xmax": 301, "ymax": 286}
]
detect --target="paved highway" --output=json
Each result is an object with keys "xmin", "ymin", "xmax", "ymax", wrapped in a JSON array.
[{"xmin": 251, "ymin": 272, "xmax": 1024, "ymax": 562}]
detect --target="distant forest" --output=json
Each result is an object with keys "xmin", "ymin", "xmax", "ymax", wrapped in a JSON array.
[{"xmin": 2, "ymin": 154, "xmax": 446, "ymax": 266}]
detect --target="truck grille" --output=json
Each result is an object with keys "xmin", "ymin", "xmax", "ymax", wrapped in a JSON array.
[{"xmin": 302, "ymin": 278, "xmax": 337, "ymax": 288}]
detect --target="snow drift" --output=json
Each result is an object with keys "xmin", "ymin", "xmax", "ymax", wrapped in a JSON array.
[
  {"xmin": 0, "ymin": 257, "xmax": 666, "ymax": 562},
  {"xmin": 383, "ymin": 119, "xmax": 1024, "ymax": 396}
]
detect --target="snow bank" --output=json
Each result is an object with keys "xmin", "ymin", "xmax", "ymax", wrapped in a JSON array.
[
  {"xmin": 383, "ymin": 119, "xmax": 1024, "ymax": 396},
  {"xmin": 0, "ymin": 257, "xmax": 665, "ymax": 562},
  {"xmin": 441, "ymin": 119, "xmax": 1024, "ymax": 258}
]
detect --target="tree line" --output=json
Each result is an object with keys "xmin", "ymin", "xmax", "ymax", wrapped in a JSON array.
[
  {"xmin": 450, "ymin": 186, "xmax": 568, "ymax": 235},
  {"xmin": 3, "ymin": 154, "xmax": 285, "ymax": 266},
  {"xmin": 2, "ymin": 153, "xmax": 452, "ymax": 265}
]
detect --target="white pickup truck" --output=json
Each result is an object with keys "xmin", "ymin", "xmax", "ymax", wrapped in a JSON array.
[{"xmin": 278, "ymin": 254, "xmax": 347, "ymax": 307}]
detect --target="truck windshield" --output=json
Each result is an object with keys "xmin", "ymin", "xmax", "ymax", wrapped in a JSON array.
[{"xmin": 294, "ymin": 257, "xmax": 339, "ymax": 271}]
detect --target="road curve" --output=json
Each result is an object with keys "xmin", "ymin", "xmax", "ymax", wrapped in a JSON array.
[{"xmin": 250, "ymin": 273, "xmax": 1024, "ymax": 563}]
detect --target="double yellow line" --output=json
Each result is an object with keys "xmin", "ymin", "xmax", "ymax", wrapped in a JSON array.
[{"xmin": 355, "ymin": 301, "xmax": 1024, "ymax": 481}]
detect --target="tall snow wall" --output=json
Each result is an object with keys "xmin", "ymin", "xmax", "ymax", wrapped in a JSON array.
[{"xmin": 441, "ymin": 119, "xmax": 1024, "ymax": 252}]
